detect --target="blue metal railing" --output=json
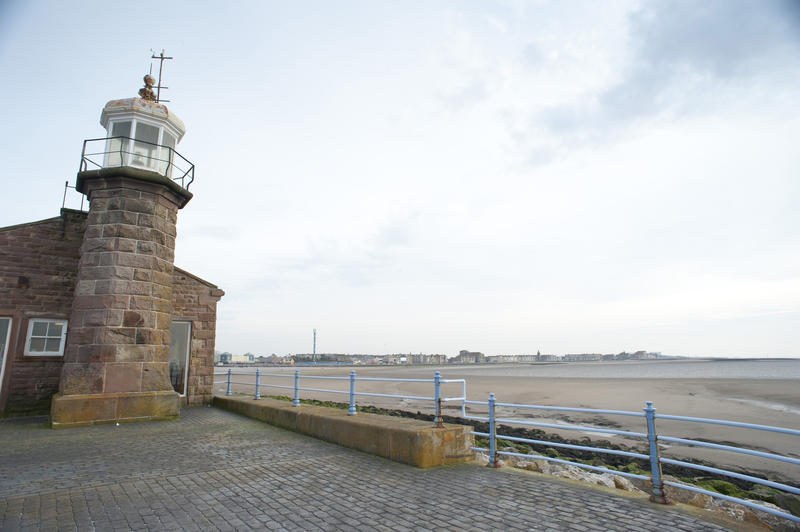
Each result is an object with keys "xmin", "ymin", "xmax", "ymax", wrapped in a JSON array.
[
  {"xmin": 214, "ymin": 369, "xmax": 799, "ymax": 524},
  {"xmin": 215, "ymin": 368, "xmax": 466, "ymax": 426},
  {"xmin": 467, "ymin": 395, "xmax": 800, "ymax": 524}
]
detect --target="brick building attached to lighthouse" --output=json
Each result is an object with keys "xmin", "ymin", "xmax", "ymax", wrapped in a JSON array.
[{"xmin": 0, "ymin": 76, "xmax": 224, "ymax": 426}]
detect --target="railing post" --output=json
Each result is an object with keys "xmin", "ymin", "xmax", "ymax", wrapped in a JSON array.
[
  {"xmin": 293, "ymin": 370, "xmax": 300, "ymax": 407},
  {"xmin": 433, "ymin": 371, "xmax": 443, "ymax": 427},
  {"xmin": 488, "ymin": 393, "xmax": 500, "ymax": 468},
  {"xmin": 461, "ymin": 380, "xmax": 466, "ymax": 418},
  {"xmin": 348, "ymin": 370, "xmax": 357, "ymax": 415},
  {"xmin": 225, "ymin": 368, "xmax": 232, "ymax": 396},
  {"xmin": 254, "ymin": 368, "xmax": 261, "ymax": 400},
  {"xmin": 645, "ymin": 401, "xmax": 668, "ymax": 504}
]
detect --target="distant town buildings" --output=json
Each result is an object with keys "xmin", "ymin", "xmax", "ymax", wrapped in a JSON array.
[
  {"xmin": 451, "ymin": 350, "xmax": 486, "ymax": 364},
  {"xmin": 213, "ymin": 349, "xmax": 664, "ymax": 366}
]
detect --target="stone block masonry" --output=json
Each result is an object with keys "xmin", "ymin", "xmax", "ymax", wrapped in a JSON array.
[
  {"xmin": 51, "ymin": 172, "xmax": 192, "ymax": 427},
  {"xmin": 0, "ymin": 211, "xmax": 85, "ymax": 415},
  {"xmin": 173, "ymin": 268, "xmax": 224, "ymax": 405},
  {"xmin": 1, "ymin": 208, "xmax": 223, "ymax": 417}
]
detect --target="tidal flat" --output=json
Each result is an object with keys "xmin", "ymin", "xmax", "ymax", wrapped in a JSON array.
[{"xmin": 219, "ymin": 359, "xmax": 800, "ymax": 484}]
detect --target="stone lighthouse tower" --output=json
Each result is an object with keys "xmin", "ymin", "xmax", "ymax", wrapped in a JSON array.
[{"xmin": 51, "ymin": 74, "xmax": 194, "ymax": 427}]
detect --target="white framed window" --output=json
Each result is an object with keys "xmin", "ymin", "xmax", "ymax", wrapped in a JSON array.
[
  {"xmin": 169, "ymin": 321, "xmax": 192, "ymax": 396},
  {"xmin": 104, "ymin": 118, "xmax": 178, "ymax": 176},
  {"xmin": 0, "ymin": 318, "xmax": 11, "ymax": 396},
  {"xmin": 24, "ymin": 318, "xmax": 68, "ymax": 357}
]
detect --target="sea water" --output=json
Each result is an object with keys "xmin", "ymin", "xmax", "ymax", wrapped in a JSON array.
[{"xmin": 444, "ymin": 358, "xmax": 800, "ymax": 379}]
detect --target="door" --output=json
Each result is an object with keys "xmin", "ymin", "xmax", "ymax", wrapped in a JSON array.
[
  {"xmin": 0, "ymin": 318, "xmax": 11, "ymax": 398},
  {"xmin": 169, "ymin": 321, "xmax": 191, "ymax": 396}
]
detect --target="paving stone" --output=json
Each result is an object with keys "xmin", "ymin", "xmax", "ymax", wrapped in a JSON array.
[{"xmin": 0, "ymin": 407, "xmax": 734, "ymax": 531}]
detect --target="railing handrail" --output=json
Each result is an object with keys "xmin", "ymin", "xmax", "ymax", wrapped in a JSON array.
[
  {"xmin": 219, "ymin": 368, "xmax": 451, "ymax": 427},
  {"xmin": 655, "ymin": 413, "xmax": 800, "ymax": 436},
  {"xmin": 214, "ymin": 369, "xmax": 800, "ymax": 524},
  {"xmin": 494, "ymin": 401, "xmax": 645, "ymax": 417},
  {"xmin": 473, "ymin": 395, "xmax": 799, "ymax": 524},
  {"xmin": 79, "ymin": 136, "xmax": 195, "ymax": 190}
]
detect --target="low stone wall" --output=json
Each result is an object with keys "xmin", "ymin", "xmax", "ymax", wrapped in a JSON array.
[{"xmin": 213, "ymin": 395, "xmax": 474, "ymax": 468}]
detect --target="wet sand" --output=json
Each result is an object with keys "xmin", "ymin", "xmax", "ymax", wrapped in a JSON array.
[{"xmin": 216, "ymin": 363, "xmax": 800, "ymax": 483}]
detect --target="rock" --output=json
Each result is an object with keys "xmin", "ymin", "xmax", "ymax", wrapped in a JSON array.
[
  {"xmin": 613, "ymin": 475, "xmax": 643, "ymax": 493},
  {"xmin": 746, "ymin": 500, "xmax": 800, "ymax": 531},
  {"xmin": 553, "ymin": 465, "xmax": 585, "ymax": 481},
  {"xmin": 686, "ymin": 493, "xmax": 713, "ymax": 509},
  {"xmin": 581, "ymin": 471, "xmax": 615, "ymax": 488},
  {"xmin": 712, "ymin": 499, "xmax": 746, "ymax": 521},
  {"xmin": 524, "ymin": 459, "xmax": 552, "ymax": 475},
  {"xmin": 500, "ymin": 447, "xmax": 519, "ymax": 466},
  {"xmin": 775, "ymin": 493, "xmax": 800, "ymax": 519},
  {"xmin": 628, "ymin": 476, "xmax": 651, "ymax": 493},
  {"xmin": 662, "ymin": 476, "xmax": 695, "ymax": 505}
]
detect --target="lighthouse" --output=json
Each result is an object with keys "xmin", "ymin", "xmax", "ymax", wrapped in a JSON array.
[{"xmin": 51, "ymin": 73, "xmax": 195, "ymax": 427}]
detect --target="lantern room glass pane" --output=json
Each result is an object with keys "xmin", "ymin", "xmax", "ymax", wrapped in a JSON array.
[
  {"xmin": 108, "ymin": 121, "xmax": 131, "ymax": 166},
  {"xmin": 112, "ymin": 121, "xmax": 131, "ymax": 137},
  {"xmin": 132, "ymin": 122, "xmax": 160, "ymax": 170},
  {"xmin": 159, "ymin": 132, "xmax": 176, "ymax": 175}
]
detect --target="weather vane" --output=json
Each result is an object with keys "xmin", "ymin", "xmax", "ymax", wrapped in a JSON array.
[{"xmin": 141, "ymin": 49, "xmax": 173, "ymax": 103}]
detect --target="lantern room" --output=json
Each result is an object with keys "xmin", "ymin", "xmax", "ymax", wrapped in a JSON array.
[{"xmin": 99, "ymin": 90, "xmax": 186, "ymax": 176}]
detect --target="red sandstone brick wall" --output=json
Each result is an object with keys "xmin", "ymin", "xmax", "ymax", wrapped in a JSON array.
[
  {"xmin": 0, "ymin": 210, "xmax": 224, "ymax": 415},
  {"xmin": 172, "ymin": 268, "xmax": 224, "ymax": 405},
  {"xmin": 0, "ymin": 210, "xmax": 85, "ymax": 415}
]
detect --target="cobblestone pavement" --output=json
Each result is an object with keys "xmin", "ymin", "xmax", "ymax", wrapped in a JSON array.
[{"xmin": 0, "ymin": 407, "xmax": 732, "ymax": 531}]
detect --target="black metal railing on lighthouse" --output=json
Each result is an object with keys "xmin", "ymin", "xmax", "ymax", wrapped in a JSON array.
[{"xmin": 79, "ymin": 136, "xmax": 195, "ymax": 190}]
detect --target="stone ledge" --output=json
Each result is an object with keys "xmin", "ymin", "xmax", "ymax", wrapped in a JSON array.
[
  {"xmin": 50, "ymin": 390, "xmax": 180, "ymax": 428},
  {"xmin": 213, "ymin": 395, "xmax": 474, "ymax": 468},
  {"xmin": 76, "ymin": 167, "xmax": 192, "ymax": 208}
]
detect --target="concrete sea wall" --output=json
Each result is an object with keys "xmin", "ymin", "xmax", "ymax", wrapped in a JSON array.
[{"xmin": 213, "ymin": 395, "xmax": 474, "ymax": 468}]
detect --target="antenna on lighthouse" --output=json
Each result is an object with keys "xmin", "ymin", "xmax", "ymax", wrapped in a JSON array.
[{"xmin": 149, "ymin": 49, "xmax": 173, "ymax": 103}]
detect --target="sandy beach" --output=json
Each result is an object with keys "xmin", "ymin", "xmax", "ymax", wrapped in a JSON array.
[{"xmin": 215, "ymin": 360, "xmax": 800, "ymax": 484}]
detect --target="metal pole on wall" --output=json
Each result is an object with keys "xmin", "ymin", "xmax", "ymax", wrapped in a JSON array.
[
  {"xmin": 225, "ymin": 368, "xmax": 232, "ymax": 396},
  {"xmin": 254, "ymin": 368, "xmax": 261, "ymax": 400},
  {"xmin": 645, "ymin": 401, "xmax": 668, "ymax": 504},
  {"xmin": 313, "ymin": 328, "xmax": 316, "ymax": 365},
  {"xmin": 293, "ymin": 370, "xmax": 300, "ymax": 406},
  {"xmin": 488, "ymin": 393, "xmax": 499, "ymax": 467},
  {"xmin": 348, "ymin": 370, "xmax": 357, "ymax": 415},
  {"xmin": 433, "ymin": 371, "xmax": 443, "ymax": 428}
]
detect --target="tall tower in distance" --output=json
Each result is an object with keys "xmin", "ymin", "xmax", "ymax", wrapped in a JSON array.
[{"xmin": 51, "ymin": 70, "xmax": 194, "ymax": 427}]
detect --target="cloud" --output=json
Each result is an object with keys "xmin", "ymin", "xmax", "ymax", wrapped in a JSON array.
[
  {"xmin": 238, "ymin": 213, "xmax": 422, "ymax": 295},
  {"xmin": 438, "ymin": 78, "xmax": 489, "ymax": 110},
  {"xmin": 630, "ymin": 0, "xmax": 800, "ymax": 80},
  {"xmin": 531, "ymin": 0, "xmax": 800, "ymax": 153},
  {"xmin": 183, "ymin": 225, "xmax": 242, "ymax": 240}
]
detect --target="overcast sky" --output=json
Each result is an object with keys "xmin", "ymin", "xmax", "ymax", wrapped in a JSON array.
[{"xmin": 1, "ymin": 1, "xmax": 799, "ymax": 357}]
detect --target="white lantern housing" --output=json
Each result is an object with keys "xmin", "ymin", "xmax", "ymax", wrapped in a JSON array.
[{"xmin": 99, "ymin": 98, "xmax": 186, "ymax": 177}]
